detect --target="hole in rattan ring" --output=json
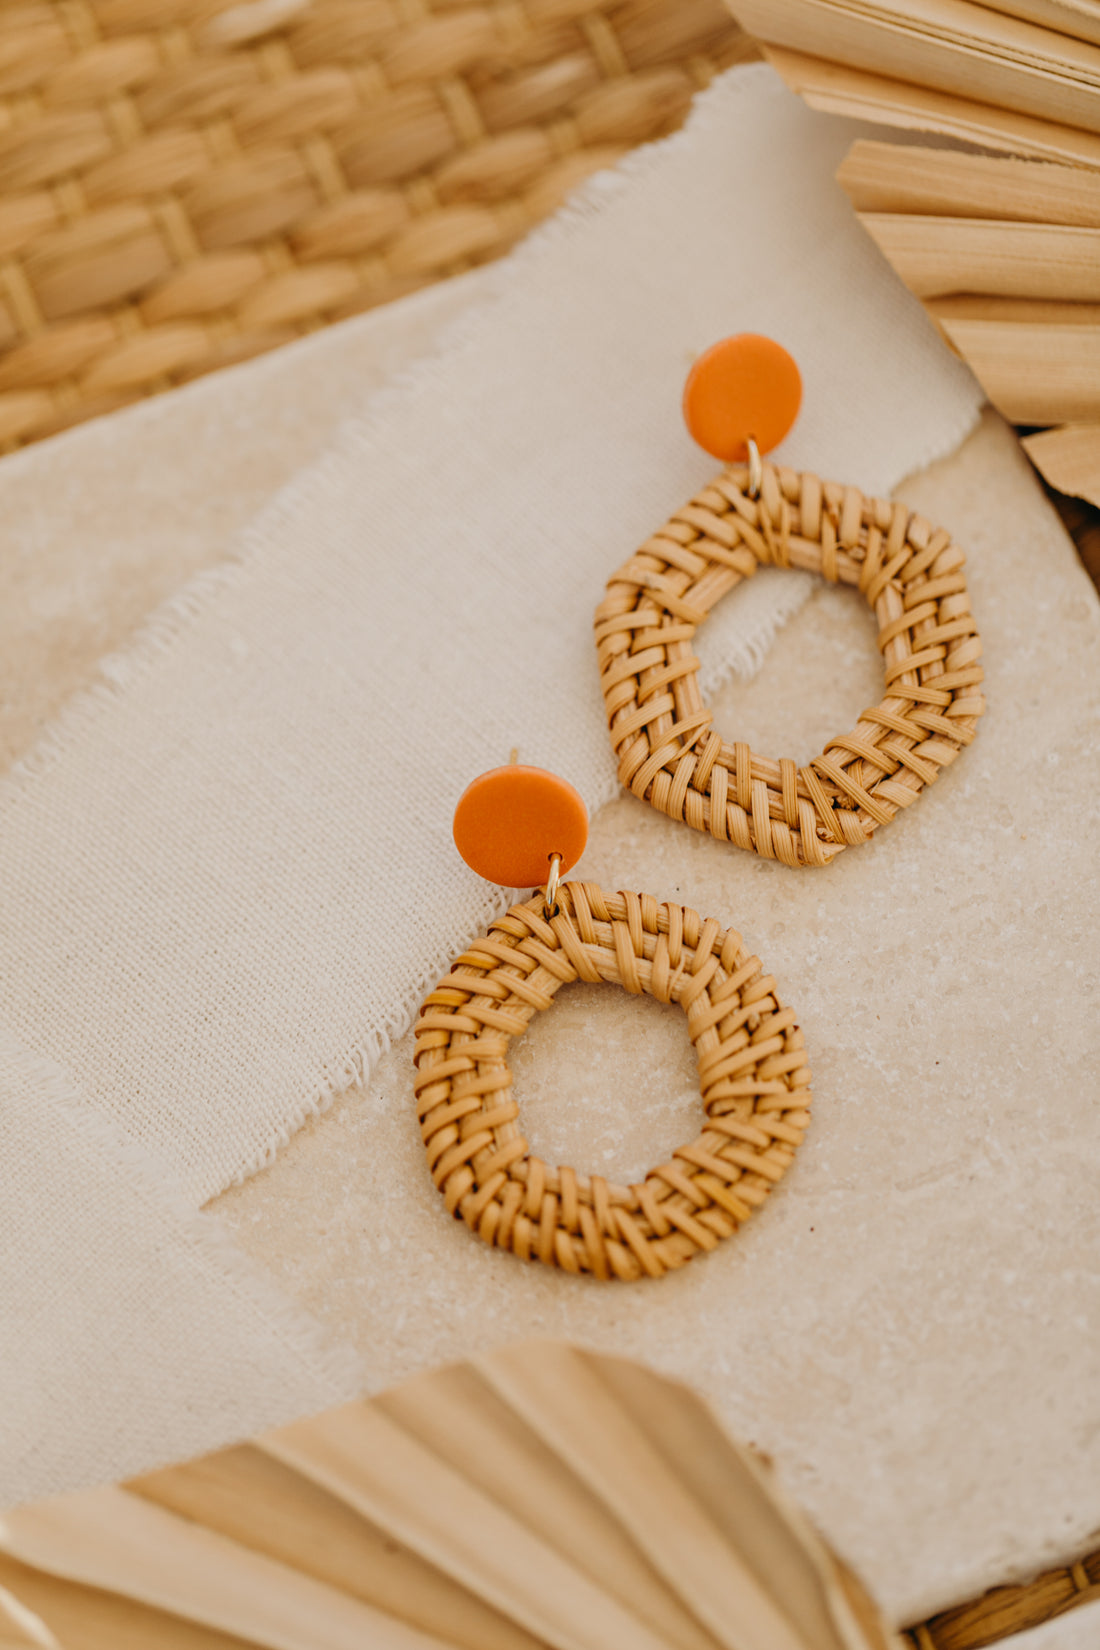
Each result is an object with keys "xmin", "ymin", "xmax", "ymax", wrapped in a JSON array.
[
  {"xmin": 594, "ymin": 460, "xmax": 985, "ymax": 866},
  {"xmin": 703, "ymin": 584, "xmax": 880, "ymax": 766},
  {"xmin": 412, "ymin": 882, "xmax": 812, "ymax": 1282},
  {"xmin": 513, "ymin": 983, "xmax": 700, "ymax": 1186}
]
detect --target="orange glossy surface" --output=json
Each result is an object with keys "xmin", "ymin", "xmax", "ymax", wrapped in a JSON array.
[
  {"xmin": 453, "ymin": 765, "xmax": 589, "ymax": 889},
  {"xmin": 682, "ymin": 333, "xmax": 802, "ymax": 462}
]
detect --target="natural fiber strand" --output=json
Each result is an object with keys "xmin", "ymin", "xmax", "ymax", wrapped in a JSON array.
[
  {"xmin": 414, "ymin": 881, "xmax": 811, "ymax": 1279},
  {"xmin": 905, "ymin": 1545, "xmax": 1100, "ymax": 1648},
  {"xmin": 596, "ymin": 459, "xmax": 985, "ymax": 864}
]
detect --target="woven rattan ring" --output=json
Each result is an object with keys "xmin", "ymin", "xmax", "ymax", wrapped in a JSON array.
[
  {"xmin": 595, "ymin": 461, "xmax": 985, "ymax": 866},
  {"xmin": 413, "ymin": 881, "xmax": 811, "ymax": 1280}
]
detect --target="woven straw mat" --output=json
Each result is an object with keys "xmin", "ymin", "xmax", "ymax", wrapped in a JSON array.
[{"xmin": 0, "ymin": 0, "xmax": 751, "ymax": 448}]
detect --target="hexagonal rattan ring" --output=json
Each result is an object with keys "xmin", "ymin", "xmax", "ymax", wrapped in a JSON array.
[
  {"xmin": 413, "ymin": 882, "xmax": 811, "ymax": 1281},
  {"xmin": 595, "ymin": 461, "xmax": 985, "ymax": 866}
]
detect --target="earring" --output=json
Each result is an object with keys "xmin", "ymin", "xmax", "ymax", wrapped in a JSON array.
[
  {"xmin": 413, "ymin": 762, "xmax": 811, "ymax": 1280},
  {"xmin": 595, "ymin": 335, "xmax": 985, "ymax": 867}
]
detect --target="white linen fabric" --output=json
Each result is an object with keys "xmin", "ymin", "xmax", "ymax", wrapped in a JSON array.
[
  {"xmin": 0, "ymin": 66, "xmax": 980, "ymax": 1210},
  {"xmin": 0, "ymin": 275, "xmax": 483, "ymax": 1514},
  {"xmin": 0, "ymin": 1028, "xmax": 362, "ymax": 1504}
]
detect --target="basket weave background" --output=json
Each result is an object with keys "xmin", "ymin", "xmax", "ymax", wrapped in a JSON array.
[{"xmin": 0, "ymin": 0, "xmax": 751, "ymax": 448}]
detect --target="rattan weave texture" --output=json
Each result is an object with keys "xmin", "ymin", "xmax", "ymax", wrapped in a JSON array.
[
  {"xmin": 906, "ymin": 1553, "xmax": 1100, "ymax": 1649},
  {"xmin": 0, "ymin": 0, "xmax": 750, "ymax": 447},
  {"xmin": 596, "ymin": 459, "xmax": 986, "ymax": 864},
  {"xmin": 413, "ymin": 881, "xmax": 811, "ymax": 1279}
]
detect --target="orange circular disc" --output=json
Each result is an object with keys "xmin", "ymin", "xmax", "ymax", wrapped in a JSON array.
[
  {"xmin": 682, "ymin": 334, "xmax": 802, "ymax": 462},
  {"xmin": 453, "ymin": 765, "xmax": 589, "ymax": 889}
]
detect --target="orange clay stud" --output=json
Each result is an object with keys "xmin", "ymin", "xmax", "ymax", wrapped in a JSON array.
[
  {"xmin": 595, "ymin": 334, "xmax": 984, "ymax": 866},
  {"xmin": 453, "ymin": 764, "xmax": 588, "ymax": 892},
  {"xmin": 682, "ymin": 333, "xmax": 802, "ymax": 463},
  {"xmin": 413, "ymin": 761, "xmax": 812, "ymax": 1280}
]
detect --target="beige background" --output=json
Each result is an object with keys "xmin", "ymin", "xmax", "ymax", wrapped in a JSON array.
[{"xmin": 2, "ymin": 250, "xmax": 1098, "ymax": 1626}]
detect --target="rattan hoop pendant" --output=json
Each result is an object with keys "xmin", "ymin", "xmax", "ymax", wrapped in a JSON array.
[
  {"xmin": 414, "ymin": 765, "xmax": 811, "ymax": 1279},
  {"xmin": 595, "ymin": 337, "xmax": 985, "ymax": 867}
]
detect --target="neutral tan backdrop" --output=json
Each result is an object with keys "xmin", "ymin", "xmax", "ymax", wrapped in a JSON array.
[{"xmin": 2, "ymin": 281, "xmax": 1098, "ymax": 1625}]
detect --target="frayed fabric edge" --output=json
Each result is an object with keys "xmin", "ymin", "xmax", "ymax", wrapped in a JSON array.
[
  {"xmin": 224, "ymin": 403, "xmax": 987, "ymax": 1198},
  {"xmin": 225, "ymin": 563, "xmax": 821, "ymax": 1194},
  {"xmin": 0, "ymin": 59, "xmax": 983, "ymax": 813},
  {"xmin": 0, "ymin": 63, "xmax": 784, "ymax": 814}
]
